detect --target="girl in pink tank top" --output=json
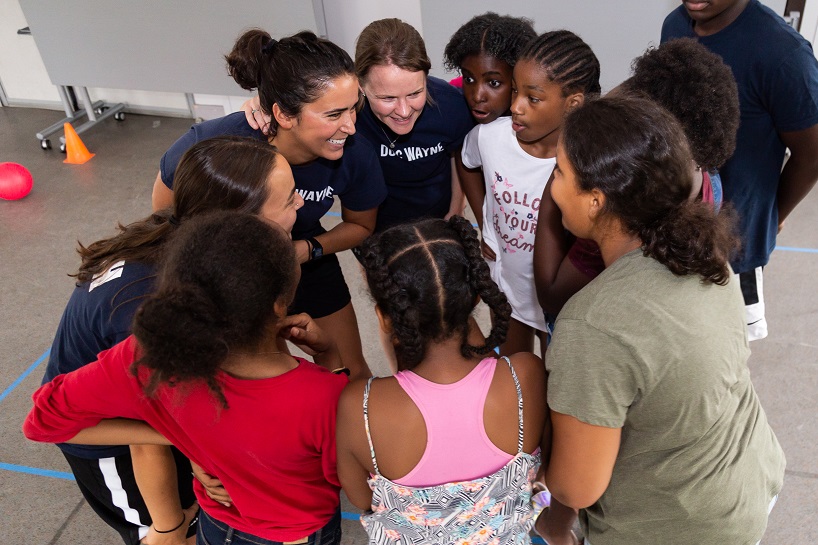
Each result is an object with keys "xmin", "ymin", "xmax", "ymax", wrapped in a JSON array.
[{"xmin": 336, "ymin": 217, "xmax": 564, "ymax": 544}]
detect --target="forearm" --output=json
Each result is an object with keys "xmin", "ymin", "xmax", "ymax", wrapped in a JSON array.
[
  {"xmin": 316, "ymin": 221, "xmax": 372, "ymax": 255},
  {"xmin": 447, "ymin": 156, "xmax": 467, "ymax": 218},
  {"xmin": 777, "ymin": 154, "xmax": 818, "ymax": 223},
  {"xmin": 68, "ymin": 419, "xmax": 172, "ymax": 446},
  {"xmin": 131, "ymin": 445, "xmax": 185, "ymax": 530},
  {"xmin": 455, "ymin": 156, "xmax": 486, "ymax": 229},
  {"xmin": 533, "ymin": 183, "xmax": 571, "ymax": 313}
]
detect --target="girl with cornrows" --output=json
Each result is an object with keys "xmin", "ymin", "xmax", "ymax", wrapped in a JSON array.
[
  {"xmin": 337, "ymin": 216, "xmax": 571, "ymax": 544},
  {"xmin": 246, "ymin": 19, "xmax": 474, "ymax": 233},
  {"xmin": 459, "ymin": 30, "xmax": 601, "ymax": 357},
  {"xmin": 26, "ymin": 211, "xmax": 348, "ymax": 545},
  {"xmin": 541, "ymin": 96, "xmax": 784, "ymax": 545},
  {"xmin": 153, "ymin": 30, "xmax": 387, "ymax": 380},
  {"xmin": 40, "ymin": 136, "xmax": 302, "ymax": 545}
]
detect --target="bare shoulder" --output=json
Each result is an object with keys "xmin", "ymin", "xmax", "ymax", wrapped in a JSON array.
[{"xmin": 505, "ymin": 352, "xmax": 546, "ymax": 385}]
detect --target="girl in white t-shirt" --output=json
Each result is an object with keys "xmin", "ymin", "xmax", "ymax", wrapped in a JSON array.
[{"xmin": 460, "ymin": 30, "xmax": 600, "ymax": 358}]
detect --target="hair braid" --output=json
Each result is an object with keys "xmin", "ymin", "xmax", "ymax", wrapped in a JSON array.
[
  {"xmin": 521, "ymin": 30, "xmax": 601, "ymax": 96},
  {"xmin": 447, "ymin": 216, "xmax": 511, "ymax": 356},
  {"xmin": 360, "ymin": 236, "xmax": 426, "ymax": 367}
]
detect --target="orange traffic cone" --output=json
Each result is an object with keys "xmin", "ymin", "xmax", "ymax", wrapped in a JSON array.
[{"xmin": 63, "ymin": 123, "xmax": 95, "ymax": 164}]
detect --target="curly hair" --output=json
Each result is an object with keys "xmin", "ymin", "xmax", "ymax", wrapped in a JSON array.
[
  {"xmin": 621, "ymin": 38, "xmax": 739, "ymax": 171},
  {"xmin": 519, "ymin": 30, "xmax": 601, "ymax": 96},
  {"xmin": 132, "ymin": 211, "xmax": 297, "ymax": 407},
  {"xmin": 562, "ymin": 96, "xmax": 739, "ymax": 284},
  {"xmin": 360, "ymin": 216, "xmax": 511, "ymax": 370},
  {"xmin": 443, "ymin": 12, "xmax": 536, "ymax": 72}
]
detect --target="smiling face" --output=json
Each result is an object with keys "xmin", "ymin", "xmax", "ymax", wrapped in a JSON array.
[
  {"xmin": 460, "ymin": 53, "xmax": 514, "ymax": 124},
  {"xmin": 275, "ymin": 74, "xmax": 359, "ymax": 164},
  {"xmin": 510, "ymin": 59, "xmax": 582, "ymax": 158},
  {"xmin": 258, "ymin": 154, "xmax": 303, "ymax": 235},
  {"xmin": 361, "ymin": 63, "xmax": 427, "ymax": 135}
]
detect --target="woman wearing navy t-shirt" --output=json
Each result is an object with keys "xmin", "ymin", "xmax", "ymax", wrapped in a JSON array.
[
  {"xmin": 245, "ymin": 20, "xmax": 474, "ymax": 233},
  {"xmin": 152, "ymin": 31, "xmax": 387, "ymax": 380}
]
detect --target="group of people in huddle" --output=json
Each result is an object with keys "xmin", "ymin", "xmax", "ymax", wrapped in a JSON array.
[{"xmin": 26, "ymin": 1, "xmax": 818, "ymax": 543}]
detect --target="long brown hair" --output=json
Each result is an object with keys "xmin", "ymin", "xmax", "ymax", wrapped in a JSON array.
[{"xmin": 74, "ymin": 136, "xmax": 280, "ymax": 283}]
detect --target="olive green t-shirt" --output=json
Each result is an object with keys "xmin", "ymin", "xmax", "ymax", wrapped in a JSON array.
[{"xmin": 546, "ymin": 250, "xmax": 785, "ymax": 545}]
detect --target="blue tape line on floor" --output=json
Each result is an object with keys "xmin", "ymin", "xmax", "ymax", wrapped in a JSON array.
[
  {"xmin": 0, "ymin": 462, "xmax": 75, "ymax": 480},
  {"xmin": 776, "ymin": 245, "xmax": 818, "ymax": 254},
  {"xmin": 0, "ymin": 348, "xmax": 50, "ymax": 403}
]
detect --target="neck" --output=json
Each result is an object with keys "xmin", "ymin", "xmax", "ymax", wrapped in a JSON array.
[
  {"xmin": 406, "ymin": 324, "xmax": 486, "ymax": 384},
  {"xmin": 271, "ymin": 132, "xmax": 317, "ymax": 166},
  {"xmin": 693, "ymin": 0, "xmax": 750, "ymax": 36},
  {"xmin": 219, "ymin": 337, "xmax": 297, "ymax": 380},
  {"xmin": 594, "ymin": 219, "xmax": 642, "ymax": 268},
  {"xmin": 517, "ymin": 130, "xmax": 559, "ymax": 159}
]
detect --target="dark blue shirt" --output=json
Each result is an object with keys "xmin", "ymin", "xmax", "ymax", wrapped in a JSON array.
[
  {"xmin": 662, "ymin": 0, "xmax": 818, "ymax": 272},
  {"xmin": 43, "ymin": 260, "xmax": 156, "ymax": 458},
  {"xmin": 356, "ymin": 77, "xmax": 474, "ymax": 231},
  {"xmin": 160, "ymin": 112, "xmax": 387, "ymax": 241}
]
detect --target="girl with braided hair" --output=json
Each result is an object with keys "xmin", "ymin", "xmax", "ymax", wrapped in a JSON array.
[
  {"xmin": 337, "ymin": 216, "xmax": 571, "ymax": 544},
  {"xmin": 459, "ymin": 30, "xmax": 601, "ymax": 357}
]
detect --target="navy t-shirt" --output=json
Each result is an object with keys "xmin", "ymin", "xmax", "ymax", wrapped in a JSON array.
[
  {"xmin": 160, "ymin": 112, "xmax": 387, "ymax": 241},
  {"xmin": 43, "ymin": 260, "xmax": 156, "ymax": 458},
  {"xmin": 662, "ymin": 0, "xmax": 818, "ymax": 272},
  {"xmin": 356, "ymin": 76, "xmax": 474, "ymax": 231}
]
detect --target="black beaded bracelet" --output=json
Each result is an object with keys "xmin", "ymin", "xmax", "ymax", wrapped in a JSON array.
[{"xmin": 154, "ymin": 513, "xmax": 186, "ymax": 534}]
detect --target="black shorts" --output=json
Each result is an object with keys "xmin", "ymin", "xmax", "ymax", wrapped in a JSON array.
[
  {"xmin": 62, "ymin": 447, "xmax": 196, "ymax": 545},
  {"xmin": 290, "ymin": 253, "xmax": 351, "ymax": 319}
]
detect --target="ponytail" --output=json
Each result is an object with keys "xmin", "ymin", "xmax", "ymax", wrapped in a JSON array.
[
  {"xmin": 132, "ymin": 285, "xmax": 229, "ymax": 407},
  {"xmin": 74, "ymin": 209, "xmax": 177, "ymax": 284},
  {"xmin": 447, "ymin": 216, "xmax": 511, "ymax": 357},
  {"xmin": 639, "ymin": 202, "xmax": 738, "ymax": 286}
]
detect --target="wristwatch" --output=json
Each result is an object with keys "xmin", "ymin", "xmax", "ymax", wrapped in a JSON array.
[{"xmin": 307, "ymin": 237, "xmax": 323, "ymax": 261}]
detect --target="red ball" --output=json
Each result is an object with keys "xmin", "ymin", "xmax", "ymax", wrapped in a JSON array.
[{"xmin": 0, "ymin": 162, "xmax": 33, "ymax": 200}]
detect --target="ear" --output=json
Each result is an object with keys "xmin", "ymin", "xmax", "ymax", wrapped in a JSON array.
[
  {"xmin": 588, "ymin": 188, "xmax": 606, "ymax": 221},
  {"xmin": 272, "ymin": 103, "xmax": 295, "ymax": 130},
  {"xmin": 274, "ymin": 299, "xmax": 290, "ymax": 320},
  {"xmin": 564, "ymin": 91, "xmax": 585, "ymax": 113},
  {"xmin": 374, "ymin": 305, "xmax": 394, "ymax": 337}
]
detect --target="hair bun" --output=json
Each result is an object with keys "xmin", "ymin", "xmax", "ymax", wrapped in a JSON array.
[{"xmin": 262, "ymin": 38, "xmax": 278, "ymax": 55}]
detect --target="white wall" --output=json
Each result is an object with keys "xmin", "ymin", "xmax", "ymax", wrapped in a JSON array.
[{"xmin": 0, "ymin": 0, "xmax": 812, "ymax": 115}]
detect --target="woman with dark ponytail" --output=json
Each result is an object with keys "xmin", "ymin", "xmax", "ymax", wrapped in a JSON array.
[
  {"xmin": 40, "ymin": 136, "xmax": 301, "ymax": 545},
  {"xmin": 153, "ymin": 29, "xmax": 387, "ymax": 381},
  {"xmin": 540, "ymin": 96, "xmax": 785, "ymax": 545},
  {"xmin": 336, "ymin": 216, "xmax": 549, "ymax": 544},
  {"xmin": 26, "ymin": 211, "xmax": 347, "ymax": 545}
]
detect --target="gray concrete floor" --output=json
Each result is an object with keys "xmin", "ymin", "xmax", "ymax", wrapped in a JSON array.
[{"xmin": 0, "ymin": 107, "xmax": 815, "ymax": 543}]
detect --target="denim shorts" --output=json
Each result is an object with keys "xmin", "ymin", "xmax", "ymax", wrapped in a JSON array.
[{"xmin": 197, "ymin": 508, "xmax": 341, "ymax": 545}]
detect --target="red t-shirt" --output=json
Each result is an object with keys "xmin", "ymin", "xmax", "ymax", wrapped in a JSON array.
[{"xmin": 24, "ymin": 336, "xmax": 347, "ymax": 541}]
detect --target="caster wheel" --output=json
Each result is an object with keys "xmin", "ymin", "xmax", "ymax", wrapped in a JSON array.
[
  {"xmin": 41, "ymin": 138, "xmax": 52, "ymax": 150},
  {"xmin": 114, "ymin": 111, "xmax": 125, "ymax": 121},
  {"xmin": 60, "ymin": 142, "xmax": 66, "ymax": 153}
]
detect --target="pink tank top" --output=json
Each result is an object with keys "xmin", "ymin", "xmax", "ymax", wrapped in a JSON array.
[{"xmin": 391, "ymin": 357, "xmax": 514, "ymax": 487}]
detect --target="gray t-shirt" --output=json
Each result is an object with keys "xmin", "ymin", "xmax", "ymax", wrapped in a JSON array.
[{"xmin": 547, "ymin": 250, "xmax": 785, "ymax": 545}]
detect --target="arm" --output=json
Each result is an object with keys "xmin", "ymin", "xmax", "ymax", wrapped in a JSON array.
[
  {"xmin": 152, "ymin": 171, "xmax": 175, "ymax": 212},
  {"xmin": 298, "ymin": 206, "xmax": 377, "ymax": 264},
  {"xmin": 777, "ymin": 124, "xmax": 818, "ymax": 230},
  {"xmin": 533, "ymin": 178, "xmax": 584, "ymax": 316},
  {"xmin": 131, "ymin": 445, "xmax": 195, "ymax": 545},
  {"xmin": 446, "ymin": 155, "xmax": 467, "ymax": 220},
  {"xmin": 67, "ymin": 418, "xmax": 171, "ymax": 445},
  {"xmin": 455, "ymin": 152, "xmax": 486, "ymax": 230},
  {"xmin": 545, "ymin": 411, "xmax": 621, "ymax": 509},
  {"xmin": 336, "ymin": 380, "xmax": 375, "ymax": 510},
  {"xmin": 277, "ymin": 313, "xmax": 343, "ymax": 371}
]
